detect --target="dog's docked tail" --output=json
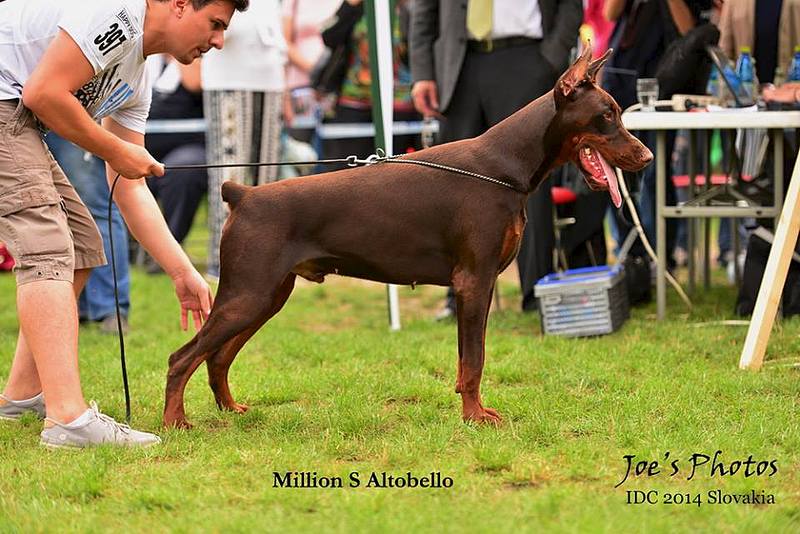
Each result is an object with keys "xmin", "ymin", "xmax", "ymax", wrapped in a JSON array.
[{"xmin": 221, "ymin": 181, "xmax": 247, "ymax": 209}]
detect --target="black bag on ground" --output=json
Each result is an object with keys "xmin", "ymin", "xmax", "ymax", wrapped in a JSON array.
[
  {"xmin": 623, "ymin": 255, "xmax": 652, "ymax": 306},
  {"xmin": 735, "ymin": 231, "xmax": 800, "ymax": 317}
]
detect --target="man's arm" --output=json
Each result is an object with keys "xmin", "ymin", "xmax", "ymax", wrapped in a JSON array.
[
  {"xmin": 540, "ymin": 0, "xmax": 584, "ymax": 74},
  {"xmin": 21, "ymin": 29, "xmax": 163, "ymax": 180},
  {"xmin": 409, "ymin": 0, "xmax": 440, "ymax": 117},
  {"xmin": 283, "ymin": 6, "xmax": 315, "ymax": 74},
  {"xmin": 321, "ymin": 0, "xmax": 364, "ymax": 49},
  {"xmin": 716, "ymin": 0, "xmax": 736, "ymax": 60},
  {"xmin": 104, "ymin": 117, "xmax": 213, "ymax": 330},
  {"xmin": 604, "ymin": 0, "xmax": 628, "ymax": 21},
  {"xmin": 409, "ymin": 0, "xmax": 438, "ymax": 84},
  {"xmin": 665, "ymin": 0, "xmax": 697, "ymax": 35}
]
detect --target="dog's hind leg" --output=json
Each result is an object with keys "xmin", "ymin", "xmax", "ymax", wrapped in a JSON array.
[
  {"xmin": 453, "ymin": 270, "xmax": 502, "ymax": 425},
  {"xmin": 207, "ymin": 274, "xmax": 297, "ymax": 413}
]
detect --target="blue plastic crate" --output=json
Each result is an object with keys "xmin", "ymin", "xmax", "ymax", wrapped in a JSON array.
[{"xmin": 534, "ymin": 265, "xmax": 629, "ymax": 337}]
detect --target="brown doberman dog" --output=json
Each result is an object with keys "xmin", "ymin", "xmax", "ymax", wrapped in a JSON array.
[{"xmin": 163, "ymin": 47, "xmax": 652, "ymax": 428}]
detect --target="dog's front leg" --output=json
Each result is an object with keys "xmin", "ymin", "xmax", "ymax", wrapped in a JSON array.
[{"xmin": 453, "ymin": 271, "xmax": 502, "ymax": 425}]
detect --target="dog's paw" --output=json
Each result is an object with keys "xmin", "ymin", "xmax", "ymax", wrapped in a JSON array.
[
  {"xmin": 463, "ymin": 407, "xmax": 502, "ymax": 426},
  {"xmin": 225, "ymin": 402, "xmax": 249, "ymax": 414},
  {"xmin": 214, "ymin": 397, "xmax": 250, "ymax": 414},
  {"xmin": 164, "ymin": 417, "xmax": 193, "ymax": 430}
]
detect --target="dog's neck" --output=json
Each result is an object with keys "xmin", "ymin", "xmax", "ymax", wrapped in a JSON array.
[{"xmin": 478, "ymin": 92, "xmax": 568, "ymax": 194}]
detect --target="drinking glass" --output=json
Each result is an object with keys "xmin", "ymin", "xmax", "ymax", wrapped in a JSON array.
[{"xmin": 636, "ymin": 78, "xmax": 659, "ymax": 111}]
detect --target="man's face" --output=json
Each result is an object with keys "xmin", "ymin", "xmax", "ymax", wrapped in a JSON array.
[{"xmin": 172, "ymin": 0, "xmax": 235, "ymax": 64}]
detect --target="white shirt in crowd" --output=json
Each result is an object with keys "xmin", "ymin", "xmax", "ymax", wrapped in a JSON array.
[
  {"xmin": 281, "ymin": 0, "xmax": 341, "ymax": 90},
  {"xmin": 201, "ymin": 0, "xmax": 287, "ymax": 93},
  {"xmin": 470, "ymin": 0, "xmax": 544, "ymax": 41},
  {"xmin": 0, "ymin": 0, "xmax": 152, "ymax": 134}
]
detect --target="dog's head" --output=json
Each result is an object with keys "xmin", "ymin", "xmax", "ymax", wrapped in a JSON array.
[{"xmin": 552, "ymin": 45, "xmax": 653, "ymax": 208}]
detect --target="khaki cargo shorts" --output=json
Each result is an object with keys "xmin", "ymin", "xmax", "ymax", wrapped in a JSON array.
[{"xmin": 0, "ymin": 99, "xmax": 105, "ymax": 285}]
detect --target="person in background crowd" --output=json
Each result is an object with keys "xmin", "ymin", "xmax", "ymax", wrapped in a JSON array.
[
  {"xmin": 145, "ymin": 56, "xmax": 208, "ymax": 254},
  {"xmin": 716, "ymin": 0, "xmax": 800, "ymax": 172},
  {"xmin": 410, "ymin": 0, "xmax": 583, "ymax": 317},
  {"xmin": 603, "ymin": 0, "xmax": 711, "ymax": 272},
  {"xmin": 763, "ymin": 81, "xmax": 800, "ymax": 103},
  {"xmin": 0, "ymin": 0, "xmax": 241, "ymax": 449},
  {"xmin": 202, "ymin": 0, "xmax": 287, "ymax": 282},
  {"xmin": 662, "ymin": 1, "xmax": 800, "ymax": 276},
  {"xmin": 583, "ymin": 0, "xmax": 615, "ymax": 59},
  {"xmin": 45, "ymin": 133, "xmax": 132, "ymax": 333},
  {"xmin": 714, "ymin": 1, "xmax": 800, "ymax": 268},
  {"xmin": 319, "ymin": 0, "xmax": 420, "ymax": 170},
  {"xmin": 718, "ymin": 0, "xmax": 800, "ymax": 86},
  {"xmin": 282, "ymin": 0, "xmax": 340, "ymax": 141}
]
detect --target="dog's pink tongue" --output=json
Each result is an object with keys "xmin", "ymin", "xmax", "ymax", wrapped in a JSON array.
[{"xmin": 598, "ymin": 152, "xmax": 622, "ymax": 208}]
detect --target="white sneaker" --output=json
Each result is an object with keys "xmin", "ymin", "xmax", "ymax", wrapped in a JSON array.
[
  {"xmin": 0, "ymin": 392, "xmax": 45, "ymax": 421},
  {"xmin": 39, "ymin": 401, "xmax": 161, "ymax": 449}
]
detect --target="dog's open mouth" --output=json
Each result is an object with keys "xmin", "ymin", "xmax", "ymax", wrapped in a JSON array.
[{"xmin": 578, "ymin": 146, "xmax": 622, "ymax": 208}]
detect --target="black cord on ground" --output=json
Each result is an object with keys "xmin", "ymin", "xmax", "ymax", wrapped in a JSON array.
[{"xmin": 108, "ymin": 173, "xmax": 131, "ymax": 423}]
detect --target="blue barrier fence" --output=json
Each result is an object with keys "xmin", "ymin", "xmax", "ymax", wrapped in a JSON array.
[{"xmin": 145, "ymin": 118, "xmax": 439, "ymax": 140}]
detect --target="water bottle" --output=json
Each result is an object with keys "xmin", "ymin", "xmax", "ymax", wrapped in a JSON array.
[
  {"xmin": 421, "ymin": 116, "xmax": 436, "ymax": 149},
  {"xmin": 735, "ymin": 46, "xmax": 756, "ymax": 99},
  {"xmin": 706, "ymin": 65, "xmax": 720, "ymax": 97},
  {"xmin": 720, "ymin": 64, "xmax": 740, "ymax": 106},
  {"xmin": 787, "ymin": 45, "xmax": 800, "ymax": 81}
]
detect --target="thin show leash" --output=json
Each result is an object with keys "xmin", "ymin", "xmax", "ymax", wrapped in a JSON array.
[
  {"xmin": 107, "ymin": 151, "xmax": 520, "ymax": 423},
  {"xmin": 158, "ymin": 150, "xmax": 526, "ymax": 193}
]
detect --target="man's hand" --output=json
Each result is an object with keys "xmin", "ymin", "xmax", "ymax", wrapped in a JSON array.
[
  {"xmin": 172, "ymin": 268, "xmax": 214, "ymax": 331},
  {"xmin": 762, "ymin": 83, "xmax": 800, "ymax": 104},
  {"xmin": 108, "ymin": 141, "xmax": 165, "ymax": 180},
  {"xmin": 282, "ymin": 90, "xmax": 295, "ymax": 125},
  {"xmin": 411, "ymin": 80, "xmax": 442, "ymax": 118}
]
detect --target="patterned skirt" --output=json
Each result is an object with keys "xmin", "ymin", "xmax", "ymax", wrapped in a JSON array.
[{"xmin": 204, "ymin": 90, "xmax": 283, "ymax": 279}]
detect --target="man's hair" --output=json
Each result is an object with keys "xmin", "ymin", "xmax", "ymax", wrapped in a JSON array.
[
  {"xmin": 155, "ymin": 0, "xmax": 249, "ymax": 12},
  {"xmin": 195, "ymin": 0, "xmax": 249, "ymax": 11}
]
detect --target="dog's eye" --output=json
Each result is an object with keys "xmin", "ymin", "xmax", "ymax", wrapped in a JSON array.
[{"xmin": 603, "ymin": 110, "xmax": 614, "ymax": 122}]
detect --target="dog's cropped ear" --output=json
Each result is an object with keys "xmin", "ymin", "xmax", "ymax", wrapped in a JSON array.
[
  {"xmin": 555, "ymin": 44, "xmax": 592, "ymax": 104},
  {"xmin": 587, "ymin": 48, "xmax": 613, "ymax": 82}
]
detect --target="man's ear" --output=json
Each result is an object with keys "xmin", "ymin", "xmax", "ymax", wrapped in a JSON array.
[
  {"xmin": 555, "ymin": 44, "xmax": 592, "ymax": 104},
  {"xmin": 174, "ymin": 0, "xmax": 189, "ymax": 17},
  {"xmin": 587, "ymin": 48, "xmax": 612, "ymax": 82}
]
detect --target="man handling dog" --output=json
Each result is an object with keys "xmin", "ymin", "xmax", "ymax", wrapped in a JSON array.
[{"xmin": 0, "ymin": 0, "xmax": 248, "ymax": 448}]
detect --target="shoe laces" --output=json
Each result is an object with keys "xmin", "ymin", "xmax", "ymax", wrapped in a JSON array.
[{"xmin": 89, "ymin": 401, "xmax": 131, "ymax": 437}]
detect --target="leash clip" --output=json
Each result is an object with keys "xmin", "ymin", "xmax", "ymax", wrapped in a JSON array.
[
  {"xmin": 347, "ymin": 149, "xmax": 389, "ymax": 167},
  {"xmin": 365, "ymin": 148, "xmax": 387, "ymax": 166}
]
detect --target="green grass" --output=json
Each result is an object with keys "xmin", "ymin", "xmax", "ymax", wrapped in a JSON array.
[{"xmin": 1, "ymin": 257, "xmax": 800, "ymax": 532}]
